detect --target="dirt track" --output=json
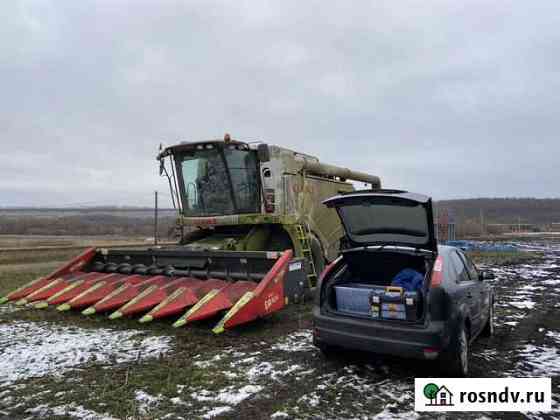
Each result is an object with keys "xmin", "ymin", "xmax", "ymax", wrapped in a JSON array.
[{"xmin": 0, "ymin": 241, "xmax": 558, "ymax": 419}]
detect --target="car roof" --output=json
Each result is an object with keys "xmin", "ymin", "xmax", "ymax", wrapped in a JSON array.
[{"xmin": 438, "ymin": 245, "xmax": 458, "ymax": 254}]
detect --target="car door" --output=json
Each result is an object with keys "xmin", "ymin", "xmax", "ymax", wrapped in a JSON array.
[
  {"xmin": 460, "ymin": 251, "xmax": 491, "ymax": 334},
  {"xmin": 449, "ymin": 250, "xmax": 481, "ymax": 335},
  {"xmin": 457, "ymin": 250, "xmax": 483, "ymax": 335}
]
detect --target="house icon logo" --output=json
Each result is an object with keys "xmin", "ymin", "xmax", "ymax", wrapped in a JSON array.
[{"xmin": 423, "ymin": 383, "xmax": 454, "ymax": 406}]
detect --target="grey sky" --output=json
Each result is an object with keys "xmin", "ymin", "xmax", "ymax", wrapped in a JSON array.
[{"xmin": 2, "ymin": 1, "xmax": 559, "ymax": 206}]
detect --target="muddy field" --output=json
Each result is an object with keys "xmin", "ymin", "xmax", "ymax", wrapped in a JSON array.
[{"xmin": 0, "ymin": 241, "xmax": 559, "ymax": 419}]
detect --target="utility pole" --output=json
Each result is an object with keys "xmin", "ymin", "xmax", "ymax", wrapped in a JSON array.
[{"xmin": 154, "ymin": 191, "xmax": 158, "ymax": 245}]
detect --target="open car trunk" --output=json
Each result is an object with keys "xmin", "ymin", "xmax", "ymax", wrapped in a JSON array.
[
  {"xmin": 322, "ymin": 249, "xmax": 435, "ymax": 323},
  {"xmin": 321, "ymin": 190, "xmax": 438, "ymax": 324}
]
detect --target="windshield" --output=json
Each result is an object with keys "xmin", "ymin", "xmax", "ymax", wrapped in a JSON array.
[
  {"xmin": 177, "ymin": 145, "xmax": 259, "ymax": 216},
  {"xmin": 223, "ymin": 146, "xmax": 260, "ymax": 213},
  {"xmin": 336, "ymin": 197, "xmax": 430, "ymax": 246}
]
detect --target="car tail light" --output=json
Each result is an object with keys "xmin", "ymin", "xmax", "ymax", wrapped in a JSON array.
[
  {"xmin": 430, "ymin": 255, "xmax": 444, "ymax": 288},
  {"xmin": 423, "ymin": 347, "xmax": 440, "ymax": 360},
  {"xmin": 264, "ymin": 188, "xmax": 275, "ymax": 213}
]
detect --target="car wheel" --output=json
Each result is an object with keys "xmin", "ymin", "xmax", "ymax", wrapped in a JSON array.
[
  {"xmin": 481, "ymin": 301, "xmax": 494, "ymax": 337},
  {"xmin": 441, "ymin": 325, "xmax": 469, "ymax": 377}
]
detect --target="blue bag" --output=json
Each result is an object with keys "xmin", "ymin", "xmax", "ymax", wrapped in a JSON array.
[{"xmin": 391, "ymin": 269, "xmax": 424, "ymax": 292}]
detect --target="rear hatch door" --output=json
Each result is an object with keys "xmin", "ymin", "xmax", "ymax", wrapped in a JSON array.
[{"xmin": 323, "ymin": 190, "xmax": 437, "ymax": 255}]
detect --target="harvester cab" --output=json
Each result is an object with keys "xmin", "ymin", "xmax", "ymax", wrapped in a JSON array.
[{"xmin": 2, "ymin": 135, "xmax": 381, "ymax": 333}]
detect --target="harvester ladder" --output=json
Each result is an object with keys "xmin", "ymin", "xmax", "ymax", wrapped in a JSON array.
[{"xmin": 295, "ymin": 223, "xmax": 318, "ymax": 287}]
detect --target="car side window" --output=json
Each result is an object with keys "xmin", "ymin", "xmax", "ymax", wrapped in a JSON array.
[
  {"xmin": 450, "ymin": 251, "xmax": 470, "ymax": 282},
  {"xmin": 458, "ymin": 251, "xmax": 479, "ymax": 281}
]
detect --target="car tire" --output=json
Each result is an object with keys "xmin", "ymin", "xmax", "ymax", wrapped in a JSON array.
[
  {"xmin": 440, "ymin": 324, "xmax": 469, "ymax": 377},
  {"xmin": 481, "ymin": 301, "xmax": 494, "ymax": 337}
]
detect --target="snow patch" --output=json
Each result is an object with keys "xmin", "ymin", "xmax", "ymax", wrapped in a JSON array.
[
  {"xmin": 546, "ymin": 330, "xmax": 560, "ymax": 343},
  {"xmin": 193, "ymin": 354, "xmax": 223, "ymax": 368},
  {"xmin": 519, "ymin": 284, "xmax": 545, "ymax": 292},
  {"xmin": 509, "ymin": 300, "xmax": 536, "ymax": 310},
  {"xmin": 0, "ymin": 321, "xmax": 172, "ymax": 386},
  {"xmin": 202, "ymin": 406, "xmax": 232, "ymax": 418},
  {"xmin": 372, "ymin": 406, "xmax": 419, "ymax": 419},
  {"xmin": 517, "ymin": 344, "xmax": 560, "ymax": 376},
  {"xmin": 298, "ymin": 393, "xmax": 321, "ymax": 407},
  {"xmin": 271, "ymin": 330, "xmax": 316, "ymax": 353},
  {"xmin": 26, "ymin": 403, "xmax": 118, "ymax": 420},
  {"xmin": 191, "ymin": 385, "xmax": 263, "ymax": 406},
  {"xmin": 170, "ymin": 397, "xmax": 189, "ymax": 406},
  {"xmin": 135, "ymin": 390, "xmax": 163, "ymax": 415},
  {"xmin": 247, "ymin": 362, "xmax": 275, "ymax": 380},
  {"xmin": 543, "ymin": 279, "xmax": 560, "ymax": 286}
]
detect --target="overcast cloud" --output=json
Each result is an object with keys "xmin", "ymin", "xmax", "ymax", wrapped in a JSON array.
[{"xmin": 2, "ymin": 0, "xmax": 559, "ymax": 206}]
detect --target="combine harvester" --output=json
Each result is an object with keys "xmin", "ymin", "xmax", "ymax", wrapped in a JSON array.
[{"xmin": 1, "ymin": 136, "xmax": 381, "ymax": 333}]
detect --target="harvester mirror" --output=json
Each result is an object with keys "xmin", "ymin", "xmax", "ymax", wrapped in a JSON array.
[
  {"xmin": 159, "ymin": 158, "xmax": 165, "ymax": 176},
  {"xmin": 257, "ymin": 144, "xmax": 270, "ymax": 162}
]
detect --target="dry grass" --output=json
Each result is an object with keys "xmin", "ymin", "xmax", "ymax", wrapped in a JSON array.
[{"xmin": 467, "ymin": 250, "xmax": 540, "ymax": 266}]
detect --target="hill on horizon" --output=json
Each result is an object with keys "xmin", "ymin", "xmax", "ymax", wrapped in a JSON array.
[
  {"xmin": 2, "ymin": 198, "xmax": 560, "ymax": 230},
  {"xmin": 436, "ymin": 197, "xmax": 560, "ymax": 226}
]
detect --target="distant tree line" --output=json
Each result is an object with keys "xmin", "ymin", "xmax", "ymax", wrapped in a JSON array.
[
  {"xmin": 0, "ymin": 214, "xmax": 176, "ymax": 238},
  {"xmin": 436, "ymin": 198, "xmax": 560, "ymax": 237},
  {"xmin": 2, "ymin": 198, "xmax": 559, "ymax": 239}
]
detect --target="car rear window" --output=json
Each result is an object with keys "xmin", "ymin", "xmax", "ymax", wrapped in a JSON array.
[{"xmin": 337, "ymin": 200, "xmax": 429, "ymax": 245}]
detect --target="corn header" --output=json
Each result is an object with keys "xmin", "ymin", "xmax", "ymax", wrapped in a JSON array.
[{"xmin": 1, "ymin": 135, "xmax": 381, "ymax": 333}]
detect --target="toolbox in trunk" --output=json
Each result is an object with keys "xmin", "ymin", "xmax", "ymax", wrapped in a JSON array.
[
  {"xmin": 334, "ymin": 283, "xmax": 423, "ymax": 321},
  {"xmin": 376, "ymin": 287, "xmax": 422, "ymax": 321}
]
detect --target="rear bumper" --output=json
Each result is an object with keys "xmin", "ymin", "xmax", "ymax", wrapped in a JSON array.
[{"xmin": 313, "ymin": 307, "xmax": 449, "ymax": 359}]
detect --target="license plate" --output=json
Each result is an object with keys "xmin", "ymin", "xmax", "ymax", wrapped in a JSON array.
[{"xmin": 382, "ymin": 310, "xmax": 406, "ymax": 320}]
